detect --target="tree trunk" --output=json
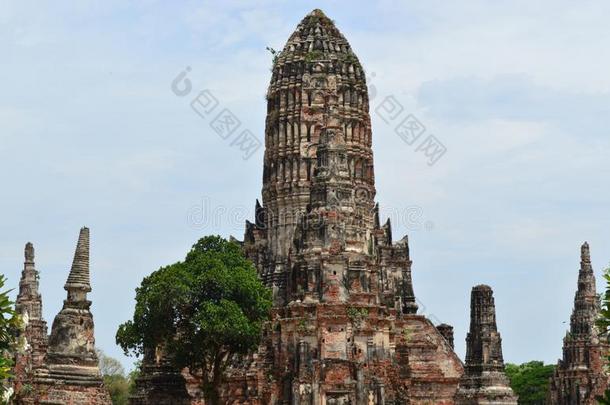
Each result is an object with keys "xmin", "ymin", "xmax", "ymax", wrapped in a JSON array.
[
  {"xmin": 202, "ymin": 353, "xmax": 225, "ymax": 405},
  {"xmin": 205, "ymin": 390, "xmax": 220, "ymax": 405}
]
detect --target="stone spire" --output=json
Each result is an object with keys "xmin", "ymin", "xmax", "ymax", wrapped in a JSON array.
[
  {"xmin": 569, "ymin": 242, "xmax": 599, "ymax": 336},
  {"xmin": 547, "ymin": 242, "xmax": 609, "ymax": 404},
  {"xmin": 456, "ymin": 285, "xmax": 517, "ymax": 404},
  {"xmin": 13, "ymin": 242, "xmax": 49, "ymax": 399},
  {"xmin": 35, "ymin": 227, "xmax": 112, "ymax": 404},
  {"xmin": 65, "ymin": 226, "xmax": 92, "ymax": 294},
  {"xmin": 16, "ymin": 242, "xmax": 44, "ymax": 323},
  {"xmin": 47, "ymin": 227, "xmax": 97, "ymax": 365},
  {"xmin": 397, "ymin": 235, "xmax": 418, "ymax": 314}
]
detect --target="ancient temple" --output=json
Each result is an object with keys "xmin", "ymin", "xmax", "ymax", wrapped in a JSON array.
[
  {"xmin": 130, "ymin": 8, "xmax": 464, "ymax": 405},
  {"xmin": 455, "ymin": 285, "xmax": 517, "ymax": 405},
  {"xmin": 547, "ymin": 242, "xmax": 610, "ymax": 404},
  {"xmin": 13, "ymin": 243, "xmax": 49, "ymax": 398},
  {"xmin": 228, "ymin": 9, "xmax": 464, "ymax": 404},
  {"xmin": 14, "ymin": 227, "xmax": 111, "ymax": 404}
]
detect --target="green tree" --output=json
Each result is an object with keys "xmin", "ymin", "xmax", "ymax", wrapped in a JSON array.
[
  {"xmin": 127, "ymin": 363, "xmax": 140, "ymax": 395},
  {"xmin": 505, "ymin": 361, "xmax": 555, "ymax": 405},
  {"xmin": 596, "ymin": 264, "xmax": 610, "ymax": 404},
  {"xmin": 98, "ymin": 349, "xmax": 125, "ymax": 377},
  {"xmin": 97, "ymin": 349, "xmax": 132, "ymax": 405},
  {"xmin": 103, "ymin": 374, "xmax": 129, "ymax": 405},
  {"xmin": 0, "ymin": 274, "xmax": 21, "ymax": 403},
  {"xmin": 116, "ymin": 236, "xmax": 272, "ymax": 405}
]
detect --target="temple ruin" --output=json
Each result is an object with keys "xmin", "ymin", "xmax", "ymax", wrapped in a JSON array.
[
  {"xmin": 13, "ymin": 227, "xmax": 111, "ymax": 404},
  {"xmin": 235, "ymin": 9, "xmax": 466, "ymax": 403},
  {"xmin": 13, "ymin": 243, "xmax": 49, "ymax": 398},
  {"xmin": 131, "ymin": 8, "xmax": 466, "ymax": 404},
  {"xmin": 455, "ymin": 285, "xmax": 517, "ymax": 404},
  {"xmin": 547, "ymin": 242, "xmax": 610, "ymax": 404}
]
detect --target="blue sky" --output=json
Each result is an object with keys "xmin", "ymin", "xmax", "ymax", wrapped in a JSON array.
[{"xmin": 2, "ymin": 0, "xmax": 610, "ymax": 370}]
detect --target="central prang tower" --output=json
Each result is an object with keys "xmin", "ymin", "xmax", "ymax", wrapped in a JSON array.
[
  {"xmin": 249, "ymin": 7, "xmax": 377, "ymax": 303},
  {"xmin": 235, "ymin": 9, "xmax": 464, "ymax": 404}
]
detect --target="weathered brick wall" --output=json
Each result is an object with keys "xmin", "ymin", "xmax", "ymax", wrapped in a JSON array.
[{"xmin": 32, "ymin": 384, "xmax": 112, "ymax": 405}]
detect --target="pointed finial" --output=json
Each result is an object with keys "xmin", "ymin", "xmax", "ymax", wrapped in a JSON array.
[
  {"xmin": 384, "ymin": 218, "xmax": 392, "ymax": 245},
  {"xmin": 399, "ymin": 235, "xmax": 410, "ymax": 258},
  {"xmin": 473, "ymin": 284, "xmax": 493, "ymax": 294},
  {"xmin": 64, "ymin": 227, "xmax": 91, "ymax": 293},
  {"xmin": 309, "ymin": 9, "xmax": 327, "ymax": 18},
  {"xmin": 25, "ymin": 242, "xmax": 35, "ymax": 263},
  {"xmin": 255, "ymin": 199, "xmax": 265, "ymax": 228},
  {"xmin": 581, "ymin": 241, "xmax": 590, "ymax": 263}
]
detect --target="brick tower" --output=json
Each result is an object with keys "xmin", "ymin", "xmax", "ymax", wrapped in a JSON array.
[
  {"xmin": 547, "ymin": 242, "xmax": 610, "ymax": 404},
  {"xmin": 13, "ymin": 243, "xmax": 49, "ymax": 399},
  {"xmin": 455, "ymin": 285, "xmax": 517, "ymax": 404},
  {"xmin": 232, "ymin": 9, "xmax": 464, "ymax": 404}
]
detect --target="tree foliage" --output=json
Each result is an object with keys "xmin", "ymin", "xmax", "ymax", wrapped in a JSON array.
[
  {"xmin": 97, "ymin": 349, "xmax": 138, "ymax": 405},
  {"xmin": 596, "ymin": 265, "xmax": 610, "ymax": 404},
  {"xmin": 116, "ymin": 236, "xmax": 272, "ymax": 405},
  {"xmin": 97, "ymin": 349, "xmax": 125, "ymax": 377},
  {"xmin": 104, "ymin": 374, "xmax": 130, "ymax": 405},
  {"xmin": 505, "ymin": 361, "xmax": 555, "ymax": 405},
  {"xmin": 0, "ymin": 274, "xmax": 21, "ymax": 403}
]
